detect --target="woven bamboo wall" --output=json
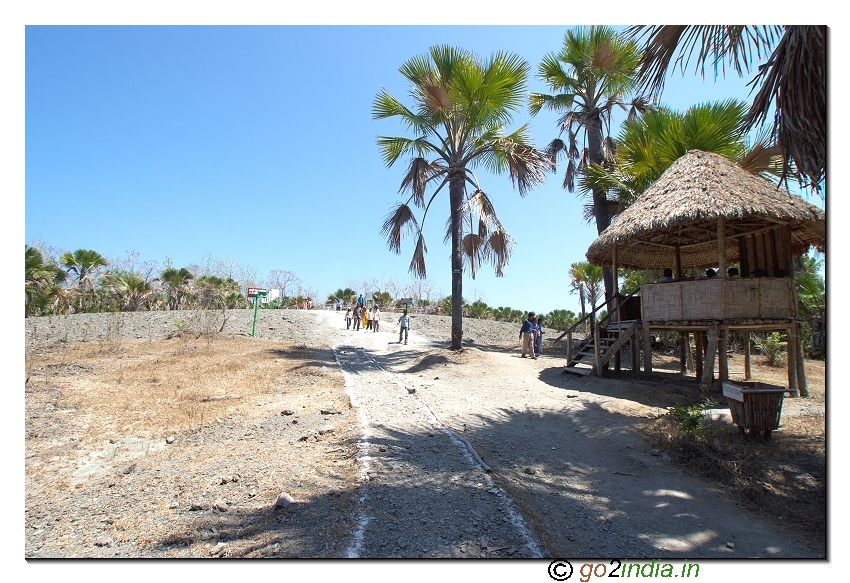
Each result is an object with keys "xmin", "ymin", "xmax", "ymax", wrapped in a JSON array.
[{"xmin": 641, "ymin": 279, "xmax": 796, "ymax": 321}]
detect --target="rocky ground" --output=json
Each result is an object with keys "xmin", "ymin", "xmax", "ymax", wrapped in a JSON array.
[{"xmin": 23, "ymin": 308, "xmax": 825, "ymax": 564}]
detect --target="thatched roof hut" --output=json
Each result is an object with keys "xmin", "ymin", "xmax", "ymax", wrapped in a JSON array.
[{"xmin": 586, "ymin": 150, "xmax": 825, "ymax": 271}]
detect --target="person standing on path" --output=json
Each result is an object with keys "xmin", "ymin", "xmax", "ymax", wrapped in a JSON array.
[
  {"xmin": 366, "ymin": 306, "xmax": 374, "ymax": 331},
  {"xmin": 352, "ymin": 304, "xmax": 362, "ymax": 331},
  {"xmin": 361, "ymin": 304, "xmax": 369, "ymax": 330},
  {"xmin": 358, "ymin": 294, "xmax": 365, "ymax": 308},
  {"xmin": 519, "ymin": 312, "xmax": 536, "ymax": 359},
  {"xmin": 534, "ymin": 316, "xmax": 544, "ymax": 357},
  {"xmin": 372, "ymin": 306, "xmax": 381, "ymax": 332},
  {"xmin": 398, "ymin": 308, "xmax": 410, "ymax": 344},
  {"xmin": 345, "ymin": 307, "xmax": 353, "ymax": 329}
]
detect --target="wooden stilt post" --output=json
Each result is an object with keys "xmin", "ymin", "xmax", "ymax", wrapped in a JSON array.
[
  {"xmin": 631, "ymin": 329, "xmax": 639, "ymax": 372},
  {"xmin": 594, "ymin": 318, "xmax": 603, "ymax": 378},
  {"xmin": 744, "ymin": 331, "xmax": 752, "ymax": 380},
  {"xmin": 701, "ymin": 326, "xmax": 719, "ymax": 390},
  {"xmin": 787, "ymin": 325, "xmax": 799, "ymax": 397},
  {"xmin": 718, "ymin": 326, "xmax": 729, "ymax": 381},
  {"xmin": 694, "ymin": 332, "xmax": 704, "ymax": 379},
  {"xmin": 795, "ymin": 322, "xmax": 808, "ymax": 397},
  {"xmin": 685, "ymin": 332, "xmax": 694, "ymax": 373},
  {"xmin": 643, "ymin": 323, "xmax": 652, "ymax": 375},
  {"xmin": 679, "ymin": 332, "xmax": 687, "ymax": 376},
  {"xmin": 566, "ymin": 331, "xmax": 572, "ymax": 366}
]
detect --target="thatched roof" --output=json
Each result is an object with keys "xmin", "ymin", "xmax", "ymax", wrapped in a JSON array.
[{"xmin": 586, "ymin": 150, "xmax": 825, "ymax": 270}]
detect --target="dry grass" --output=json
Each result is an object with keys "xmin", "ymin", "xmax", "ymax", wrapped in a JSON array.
[
  {"xmin": 638, "ymin": 352, "xmax": 826, "ymax": 550},
  {"xmin": 25, "ymin": 335, "xmax": 344, "ymax": 445}
]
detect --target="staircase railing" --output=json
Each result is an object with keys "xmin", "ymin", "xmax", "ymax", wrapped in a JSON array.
[{"xmin": 551, "ymin": 288, "xmax": 641, "ymax": 364}]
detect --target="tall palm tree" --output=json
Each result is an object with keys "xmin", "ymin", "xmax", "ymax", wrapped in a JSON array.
[
  {"xmin": 160, "ymin": 267, "xmax": 193, "ymax": 311},
  {"xmin": 580, "ymin": 99, "xmax": 781, "ymax": 210},
  {"xmin": 530, "ymin": 26, "xmax": 648, "ymax": 303},
  {"xmin": 625, "ymin": 25, "xmax": 825, "ymax": 192},
  {"xmin": 374, "ymin": 45, "xmax": 551, "ymax": 349},
  {"xmin": 59, "ymin": 248, "xmax": 108, "ymax": 313}
]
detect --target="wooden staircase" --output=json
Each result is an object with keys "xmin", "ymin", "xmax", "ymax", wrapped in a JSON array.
[{"xmin": 564, "ymin": 319, "xmax": 640, "ymax": 376}]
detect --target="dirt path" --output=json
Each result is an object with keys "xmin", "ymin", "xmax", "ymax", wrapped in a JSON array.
[{"xmin": 314, "ymin": 311, "xmax": 820, "ymax": 558}]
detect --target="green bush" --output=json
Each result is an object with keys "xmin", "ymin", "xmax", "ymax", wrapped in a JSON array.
[{"xmin": 753, "ymin": 332, "xmax": 787, "ymax": 367}]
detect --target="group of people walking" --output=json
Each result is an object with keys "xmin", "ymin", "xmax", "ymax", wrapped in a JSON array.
[
  {"xmin": 343, "ymin": 301, "xmax": 411, "ymax": 345},
  {"xmin": 519, "ymin": 312, "xmax": 545, "ymax": 359},
  {"xmin": 345, "ymin": 303, "xmax": 381, "ymax": 332}
]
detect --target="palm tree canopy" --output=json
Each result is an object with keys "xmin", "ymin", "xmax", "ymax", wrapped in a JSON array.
[
  {"xmin": 374, "ymin": 45, "xmax": 550, "ymax": 279},
  {"xmin": 529, "ymin": 26, "xmax": 648, "ymax": 194},
  {"xmin": 626, "ymin": 25, "xmax": 825, "ymax": 192}
]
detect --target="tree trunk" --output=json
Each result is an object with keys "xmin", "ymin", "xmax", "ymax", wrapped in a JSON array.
[
  {"xmin": 449, "ymin": 169, "xmax": 464, "ymax": 350},
  {"xmin": 586, "ymin": 116, "xmax": 614, "ymax": 302}
]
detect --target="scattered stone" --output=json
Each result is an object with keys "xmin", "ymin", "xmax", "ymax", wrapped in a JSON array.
[
  {"xmin": 406, "ymin": 387, "xmax": 416, "ymax": 394},
  {"xmin": 95, "ymin": 535, "xmax": 114, "ymax": 547},
  {"xmin": 292, "ymin": 419, "xmax": 298, "ymax": 424},
  {"xmin": 165, "ymin": 435, "xmax": 176, "ymax": 444},
  {"xmin": 248, "ymin": 489, "xmax": 257, "ymax": 498},
  {"xmin": 282, "ymin": 410, "xmax": 295, "ymax": 416},
  {"xmin": 524, "ymin": 467, "xmax": 536, "ymax": 475},
  {"xmin": 650, "ymin": 449, "xmax": 661, "ymax": 456},
  {"xmin": 276, "ymin": 492, "xmax": 295, "ymax": 508},
  {"xmin": 123, "ymin": 463, "xmax": 137, "ymax": 475},
  {"xmin": 214, "ymin": 500, "xmax": 229, "ymax": 512},
  {"xmin": 726, "ymin": 542, "xmax": 735, "ymax": 550},
  {"xmin": 168, "ymin": 501, "xmax": 179, "ymax": 509},
  {"xmin": 378, "ymin": 446, "xmax": 388, "ymax": 452},
  {"xmin": 190, "ymin": 502, "xmax": 208, "ymax": 511},
  {"xmin": 318, "ymin": 425, "xmax": 335, "ymax": 435},
  {"xmin": 210, "ymin": 542, "xmax": 227, "ymax": 556},
  {"xmin": 320, "ymin": 407, "xmax": 340, "ymax": 415}
]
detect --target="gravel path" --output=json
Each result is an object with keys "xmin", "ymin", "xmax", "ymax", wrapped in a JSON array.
[{"xmin": 333, "ymin": 342, "xmax": 540, "ymax": 558}]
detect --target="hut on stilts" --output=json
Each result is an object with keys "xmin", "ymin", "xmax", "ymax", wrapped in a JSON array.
[{"xmin": 566, "ymin": 150, "xmax": 825, "ymax": 397}]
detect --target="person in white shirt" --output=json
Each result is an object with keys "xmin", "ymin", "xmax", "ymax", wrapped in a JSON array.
[
  {"xmin": 398, "ymin": 309, "xmax": 410, "ymax": 344},
  {"xmin": 372, "ymin": 306, "xmax": 381, "ymax": 332}
]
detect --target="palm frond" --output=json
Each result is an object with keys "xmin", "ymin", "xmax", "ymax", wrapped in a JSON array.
[
  {"xmin": 743, "ymin": 25, "xmax": 825, "ymax": 190},
  {"xmin": 380, "ymin": 203, "xmax": 420, "ymax": 254},
  {"xmin": 409, "ymin": 233, "xmax": 428, "ymax": 278},
  {"xmin": 398, "ymin": 157, "xmax": 446, "ymax": 206}
]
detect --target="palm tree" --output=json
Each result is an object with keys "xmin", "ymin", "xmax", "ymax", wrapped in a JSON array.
[
  {"xmin": 331, "ymin": 287, "xmax": 357, "ymax": 305},
  {"xmin": 160, "ymin": 267, "xmax": 193, "ymax": 311},
  {"xmin": 530, "ymin": 26, "xmax": 648, "ymax": 303},
  {"xmin": 569, "ymin": 261, "xmax": 603, "ymax": 319},
  {"xmin": 103, "ymin": 270, "xmax": 154, "ymax": 312},
  {"xmin": 59, "ymin": 248, "xmax": 108, "ymax": 313},
  {"xmin": 374, "ymin": 45, "xmax": 551, "ymax": 349},
  {"xmin": 580, "ymin": 99, "xmax": 781, "ymax": 211},
  {"xmin": 25, "ymin": 245, "xmax": 66, "ymax": 317},
  {"xmin": 625, "ymin": 25, "xmax": 825, "ymax": 192}
]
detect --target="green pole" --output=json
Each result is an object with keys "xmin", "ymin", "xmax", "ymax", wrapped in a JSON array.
[{"xmin": 252, "ymin": 296, "xmax": 259, "ymax": 337}]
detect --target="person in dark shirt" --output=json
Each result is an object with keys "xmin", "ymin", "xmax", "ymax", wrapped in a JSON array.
[{"xmin": 519, "ymin": 312, "xmax": 537, "ymax": 359}]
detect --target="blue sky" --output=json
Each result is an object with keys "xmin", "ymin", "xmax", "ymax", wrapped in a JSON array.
[{"xmin": 20, "ymin": 21, "xmax": 827, "ymax": 315}]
